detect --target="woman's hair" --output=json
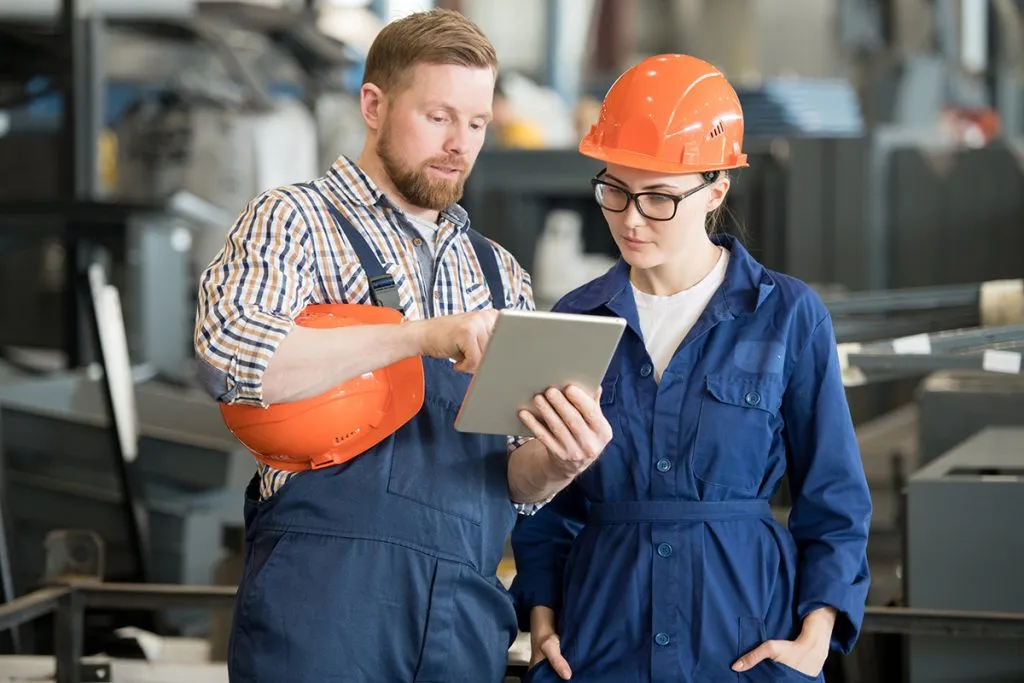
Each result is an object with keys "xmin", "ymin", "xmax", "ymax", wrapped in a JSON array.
[{"xmin": 362, "ymin": 9, "xmax": 498, "ymax": 94}]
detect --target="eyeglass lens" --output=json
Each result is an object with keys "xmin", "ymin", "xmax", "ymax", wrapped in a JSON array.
[{"xmin": 594, "ymin": 183, "xmax": 678, "ymax": 221}]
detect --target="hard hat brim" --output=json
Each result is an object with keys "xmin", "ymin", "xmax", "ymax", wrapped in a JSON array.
[{"xmin": 579, "ymin": 139, "xmax": 749, "ymax": 175}]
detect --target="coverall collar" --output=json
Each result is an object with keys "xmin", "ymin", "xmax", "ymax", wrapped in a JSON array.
[{"xmin": 566, "ymin": 234, "xmax": 776, "ymax": 332}]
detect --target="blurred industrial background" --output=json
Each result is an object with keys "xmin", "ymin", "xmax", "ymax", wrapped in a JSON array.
[{"xmin": 0, "ymin": 0, "xmax": 1022, "ymax": 681}]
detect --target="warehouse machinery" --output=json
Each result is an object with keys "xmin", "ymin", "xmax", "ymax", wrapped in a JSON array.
[
  {"xmin": 0, "ymin": 0, "xmax": 355, "ymax": 358},
  {"xmin": 0, "ymin": 196, "xmax": 230, "ymax": 379},
  {"xmin": 917, "ymin": 370, "xmax": 1024, "ymax": 467},
  {"xmin": 0, "ymin": 255, "xmax": 250, "ymax": 657},
  {"xmin": 906, "ymin": 427, "xmax": 1024, "ymax": 683},
  {"xmin": 823, "ymin": 309, "xmax": 1024, "ymax": 682}
]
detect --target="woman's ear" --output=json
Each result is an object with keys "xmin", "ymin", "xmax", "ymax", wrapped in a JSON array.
[{"xmin": 706, "ymin": 176, "xmax": 731, "ymax": 213}]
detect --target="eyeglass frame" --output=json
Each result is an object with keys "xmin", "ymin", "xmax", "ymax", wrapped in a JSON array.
[{"xmin": 589, "ymin": 169, "xmax": 720, "ymax": 222}]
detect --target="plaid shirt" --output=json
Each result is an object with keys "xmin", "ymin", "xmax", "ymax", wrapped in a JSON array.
[{"xmin": 195, "ymin": 155, "xmax": 538, "ymax": 510}]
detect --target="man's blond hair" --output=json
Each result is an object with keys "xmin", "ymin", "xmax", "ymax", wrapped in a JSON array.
[{"xmin": 362, "ymin": 9, "xmax": 498, "ymax": 93}]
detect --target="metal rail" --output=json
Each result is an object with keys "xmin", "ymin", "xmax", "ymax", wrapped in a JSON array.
[
  {"xmin": 0, "ymin": 586, "xmax": 70, "ymax": 632},
  {"xmin": 831, "ymin": 310, "xmax": 981, "ymax": 344},
  {"xmin": 822, "ymin": 283, "xmax": 983, "ymax": 316},
  {"xmin": 839, "ymin": 323, "xmax": 1024, "ymax": 386},
  {"xmin": 822, "ymin": 279, "xmax": 1023, "ymax": 345},
  {"xmin": 2, "ymin": 580, "xmax": 1024, "ymax": 683}
]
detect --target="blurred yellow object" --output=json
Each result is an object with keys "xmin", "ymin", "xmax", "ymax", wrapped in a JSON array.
[
  {"xmin": 575, "ymin": 96, "xmax": 602, "ymax": 142},
  {"xmin": 98, "ymin": 128, "xmax": 119, "ymax": 194},
  {"xmin": 497, "ymin": 557, "xmax": 517, "ymax": 589},
  {"xmin": 497, "ymin": 119, "xmax": 545, "ymax": 149}
]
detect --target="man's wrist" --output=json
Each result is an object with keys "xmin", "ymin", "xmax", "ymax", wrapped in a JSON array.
[{"xmin": 400, "ymin": 319, "xmax": 430, "ymax": 357}]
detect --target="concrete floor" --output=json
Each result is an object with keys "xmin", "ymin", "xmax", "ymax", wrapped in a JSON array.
[
  {"xmin": 0, "ymin": 633, "xmax": 533, "ymax": 683},
  {"xmin": 0, "ymin": 638, "xmax": 225, "ymax": 683}
]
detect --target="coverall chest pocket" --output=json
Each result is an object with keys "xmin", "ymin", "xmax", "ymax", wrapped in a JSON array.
[{"xmin": 691, "ymin": 374, "xmax": 783, "ymax": 492}]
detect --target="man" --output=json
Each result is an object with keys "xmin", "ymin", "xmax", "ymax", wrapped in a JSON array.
[{"xmin": 193, "ymin": 9, "xmax": 610, "ymax": 683}]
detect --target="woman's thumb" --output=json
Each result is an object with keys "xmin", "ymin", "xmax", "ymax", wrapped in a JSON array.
[{"xmin": 541, "ymin": 638, "xmax": 572, "ymax": 680}]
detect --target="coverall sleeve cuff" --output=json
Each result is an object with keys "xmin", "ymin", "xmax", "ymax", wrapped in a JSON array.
[
  {"xmin": 797, "ymin": 586, "xmax": 865, "ymax": 655},
  {"xmin": 511, "ymin": 575, "xmax": 562, "ymax": 633}
]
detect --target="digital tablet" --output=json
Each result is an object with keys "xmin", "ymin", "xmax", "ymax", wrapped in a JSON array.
[{"xmin": 454, "ymin": 309, "xmax": 627, "ymax": 437}]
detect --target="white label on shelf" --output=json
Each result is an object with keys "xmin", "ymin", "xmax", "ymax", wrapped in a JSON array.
[
  {"xmin": 892, "ymin": 333, "xmax": 932, "ymax": 355},
  {"xmin": 982, "ymin": 350, "xmax": 1022, "ymax": 374}
]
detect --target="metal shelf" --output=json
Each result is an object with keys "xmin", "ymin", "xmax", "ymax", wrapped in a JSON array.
[
  {"xmin": 823, "ymin": 282, "xmax": 982, "ymax": 315},
  {"xmin": 839, "ymin": 323, "xmax": 1024, "ymax": 386},
  {"xmin": 823, "ymin": 279, "xmax": 1023, "ymax": 344}
]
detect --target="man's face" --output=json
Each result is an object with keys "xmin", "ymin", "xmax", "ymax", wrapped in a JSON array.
[{"xmin": 375, "ymin": 63, "xmax": 495, "ymax": 211}]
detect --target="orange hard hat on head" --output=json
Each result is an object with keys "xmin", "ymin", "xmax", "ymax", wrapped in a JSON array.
[
  {"xmin": 219, "ymin": 303, "xmax": 425, "ymax": 472},
  {"xmin": 580, "ymin": 54, "xmax": 748, "ymax": 174}
]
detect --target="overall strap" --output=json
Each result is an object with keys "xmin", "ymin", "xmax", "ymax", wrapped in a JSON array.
[
  {"xmin": 466, "ymin": 228, "xmax": 507, "ymax": 311},
  {"xmin": 305, "ymin": 184, "xmax": 403, "ymax": 312}
]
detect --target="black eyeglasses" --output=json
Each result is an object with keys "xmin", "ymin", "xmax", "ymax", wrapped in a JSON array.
[{"xmin": 590, "ymin": 171, "xmax": 717, "ymax": 221}]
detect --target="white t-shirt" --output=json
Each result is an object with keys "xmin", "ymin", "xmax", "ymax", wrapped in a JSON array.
[{"xmin": 632, "ymin": 248, "xmax": 730, "ymax": 381}]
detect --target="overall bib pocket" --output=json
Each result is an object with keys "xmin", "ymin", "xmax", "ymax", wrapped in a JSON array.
[{"xmin": 386, "ymin": 369, "xmax": 495, "ymax": 525}]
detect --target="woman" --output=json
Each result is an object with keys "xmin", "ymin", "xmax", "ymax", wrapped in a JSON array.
[{"xmin": 510, "ymin": 54, "xmax": 872, "ymax": 683}]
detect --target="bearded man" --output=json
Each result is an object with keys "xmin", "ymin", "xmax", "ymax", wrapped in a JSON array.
[{"xmin": 193, "ymin": 9, "xmax": 610, "ymax": 683}]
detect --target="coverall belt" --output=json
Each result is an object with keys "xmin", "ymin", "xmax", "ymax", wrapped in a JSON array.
[{"xmin": 587, "ymin": 500, "xmax": 773, "ymax": 523}]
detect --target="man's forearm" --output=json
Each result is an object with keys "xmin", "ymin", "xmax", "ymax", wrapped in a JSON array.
[
  {"xmin": 508, "ymin": 439, "xmax": 576, "ymax": 504},
  {"xmin": 262, "ymin": 322, "xmax": 426, "ymax": 404}
]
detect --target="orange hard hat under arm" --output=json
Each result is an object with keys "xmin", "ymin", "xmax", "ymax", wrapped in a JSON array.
[{"xmin": 219, "ymin": 304, "xmax": 425, "ymax": 472}]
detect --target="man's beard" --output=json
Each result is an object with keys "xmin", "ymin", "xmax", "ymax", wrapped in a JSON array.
[{"xmin": 377, "ymin": 121, "xmax": 469, "ymax": 212}]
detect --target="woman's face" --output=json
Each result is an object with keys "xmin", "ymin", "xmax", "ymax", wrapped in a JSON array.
[{"xmin": 597, "ymin": 163, "xmax": 729, "ymax": 271}]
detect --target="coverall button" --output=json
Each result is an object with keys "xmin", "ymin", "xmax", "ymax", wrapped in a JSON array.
[
  {"xmin": 640, "ymin": 363, "xmax": 653, "ymax": 377},
  {"xmin": 654, "ymin": 632, "xmax": 670, "ymax": 646},
  {"xmin": 744, "ymin": 391, "xmax": 761, "ymax": 406},
  {"xmin": 657, "ymin": 543, "xmax": 673, "ymax": 558},
  {"xmin": 656, "ymin": 459, "xmax": 672, "ymax": 473}
]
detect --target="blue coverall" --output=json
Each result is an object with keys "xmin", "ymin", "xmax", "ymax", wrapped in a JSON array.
[
  {"xmin": 227, "ymin": 188, "xmax": 520, "ymax": 683},
  {"xmin": 511, "ymin": 235, "xmax": 872, "ymax": 683}
]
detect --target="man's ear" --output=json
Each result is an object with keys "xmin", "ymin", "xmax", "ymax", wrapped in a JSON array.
[{"xmin": 360, "ymin": 83, "xmax": 385, "ymax": 131}]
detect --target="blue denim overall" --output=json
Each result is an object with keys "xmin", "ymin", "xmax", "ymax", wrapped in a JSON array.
[{"xmin": 228, "ymin": 192, "xmax": 519, "ymax": 683}]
